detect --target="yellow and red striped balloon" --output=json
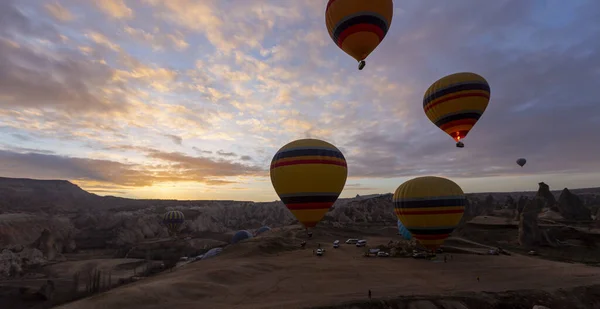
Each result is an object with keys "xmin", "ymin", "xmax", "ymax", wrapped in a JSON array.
[
  {"xmin": 325, "ymin": 0, "xmax": 394, "ymax": 69},
  {"xmin": 393, "ymin": 176, "xmax": 465, "ymax": 250},
  {"xmin": 423, "ymin": 72, "xmax": 491, "ymax": 147},
  {"xmin": 270, "ymin": 139, "xmax": 348, "ymax": 228}
]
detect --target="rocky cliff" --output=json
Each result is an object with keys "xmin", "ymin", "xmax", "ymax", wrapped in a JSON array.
[{"xmin": 0, "ymin": 177, "xmax": 598, "ymax": 254}]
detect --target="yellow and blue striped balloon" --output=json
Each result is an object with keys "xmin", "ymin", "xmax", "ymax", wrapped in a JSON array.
[
  {"xmin": 393, "ymin": 176, "xmax": 465, "ymax": 250},
  {"xmin": 423, "ymin": 72, "xmax": 491, "ymax": 146},
  {"xmin": 270, "ymin": 139, "xmax": 348, "ymax": 228},
  {"xmin": 162, "ymin": 210, "xmax": 185, "ymax": 235}
]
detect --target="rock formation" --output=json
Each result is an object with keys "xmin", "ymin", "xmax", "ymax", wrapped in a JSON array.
[
  {"xmin": 515, "ymin": 196, "xmax": 529, "ymax": 220},
  {"xmin": 485, "ymin": 194, "xmax": 495, "ymax": 208},
  {"xmin": 536, "ymin": 182, "xmax": 557, "ymax": 210},
  {"xmin": 31, "ymin": 228, "xmax": 76, "ymax": 261},
  {"xmin": 504, "ymin": 195, "xmax": 516, "ymax": 210},
  {"xmin": 36, "ymin": 280, "xmax": 55, "ymax": 301},
  {"xmin": 0, "ymin": 247, "xmax": 46, "ymax": 278},
  {"xmin": 557, "ymin": 188, "xmax": 591, "ymax": 221},
  {"xmin": 518, "ymin": 198, "xmax": 544, "ymax": 248}
]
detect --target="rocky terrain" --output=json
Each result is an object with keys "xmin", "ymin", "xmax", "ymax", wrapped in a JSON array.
[{"xmin": 0, "ymin": 176, "xmax": 600, "ymax": 308}]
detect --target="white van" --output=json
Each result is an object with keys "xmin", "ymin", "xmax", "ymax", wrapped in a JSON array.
[
  {"xmin": 356, "ymin": 240, "xmax": 367, "ymax": 247},
  {"xmin": 333, "ymin": 240, "xmax": 340, "ymax": 248},
  {"xmin": 345, "ymin": 239, "xmax": 359, "ymax": 244}
]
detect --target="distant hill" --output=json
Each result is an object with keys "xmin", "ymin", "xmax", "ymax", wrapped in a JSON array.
[
  {"xmin": 0, "ymin": 177, "xmax": 253, "ymax": 212},
  {"xmin": 0, "ymin": 176, "xmax": 598, "ymax": 213},
  {"xmin": 0, "ymin": 177, "xmax": 99, "ymax": 212}
]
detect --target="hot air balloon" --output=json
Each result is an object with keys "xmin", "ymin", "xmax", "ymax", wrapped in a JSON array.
[
  {"xmin": 397, "ymin": 219, "xmax": 412, "ymax": 240},
  {"xmin": 325, "ymin": 0, "xmax": 394, "ymax": 70},
  {"xmin": 516, "ymin": 158, "xmax": 526, "ymax": 167},
  {"xmin": 423, "ymin": 72, "xmax": 491, "ymax": 148},
  {"xmin": 270, "ymin": 138, "xmax": 348, "ymax": 233},
  {"xmin": 254, "ymin": 226, "xmax": 271, "ymax": 236},
  {"xmin": 393, "ymin": 176, "xmax": 465, "ymax": 251},
  {"xmin": 162, "ymin": 210, "xmax": 185, "ymax": 236},
  {"xmin": 231, "ymin": 230, "xmax": 253, "ymax": 244},
  {"xmin": 201, "ymin": 247, "xmax": 223, "ymax": 260}
]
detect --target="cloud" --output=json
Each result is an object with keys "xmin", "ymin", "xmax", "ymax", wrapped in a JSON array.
[
  {"xmin": 86, "ymin": 31, "xmax": 121, "ymax": 52},
  {"xmin": 94, "ymin": 0, "xmax": 134, "ymax": 19},
  {"xmin": 192, "ymin": 147, "xmax": 212, "ymax": 155},
  {"xmin": 0, "ymin": 31, "xmax": 127, "ymax": 112},
  {"xmin": 144, "ymin": 0, "xmax": 310, "ymax": 53},
  {"xmin": 0, "ymin": 0, "xmax": 61, "ymax": 41},
  {"xmin": 123, "ymin": 26, "xmax": 189, "ymax": 51},
  {"xmin": 216, "ymin": 150, "xmax": 236, "ymax": 157},
  {"xmin": 165, "ymin": 134, "xmax": 183, "ymax": 145},
  {"xmin": 44, "ymin": 2, "xmax": 75, "ymax": 22},
  {"xmin": 344, "ymin": 183, "xmax": 378, "ymax": 192},
  {"xmin": 1, "ymin": 0, "xmax": 599, "ymax": 200},
  {"xmin": 0, "ymin": 148, "xmax": 263, "ymax": 187}
]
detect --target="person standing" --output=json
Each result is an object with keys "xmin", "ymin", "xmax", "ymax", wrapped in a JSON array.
[{"xmin": 368, "ymin": 289, "xmax": 372, "ymax": 299}]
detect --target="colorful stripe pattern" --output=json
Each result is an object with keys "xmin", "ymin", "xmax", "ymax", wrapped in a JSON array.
[
  {"xmin": 397, "ymin": 219, "xmax": 412, "ymax": 240},
  {"xmin": 270, "ymin": 139, "xmax": 348, "ymax": 228},
  {"xmin": 423, "ymin": 72, "xmax": 491, "ymax": 143},
  {"xmin": 393, "ymin": 176, "xmax": 465, "ymax": 250},
  {"xmin": 325, "ymin": 0, "xmax": 394, "ymax": 62},
  {"xmin": 162, "ymin": 210, "xmax": 185, "ymax": 234}
]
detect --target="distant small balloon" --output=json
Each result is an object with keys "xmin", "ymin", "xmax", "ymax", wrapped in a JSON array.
[
  {"xmin": 162, "ymin": 210, "xmax": 185, "ymax": 236},
  {"xmin": 516, "ymin": 158, "xmax": 526, "ymax": 167}
]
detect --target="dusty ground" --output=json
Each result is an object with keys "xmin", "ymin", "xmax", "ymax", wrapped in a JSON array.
[{"xmin": 54, "ymin": 227, "xmax": 600, "ymax": 309}]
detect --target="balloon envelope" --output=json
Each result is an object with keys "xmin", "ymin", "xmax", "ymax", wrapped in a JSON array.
[
  {"xmin": 162, "ymin": 210, "xmax": 185, "ymax": 235},
  {"xmin": 270, "ymin": 138, "xmax": 348, "ymax": 228},
  {"xmin": 325, "ymin": 0, "xmax": 393, "ymax": 64},
  {"xmin": 393, "ymin": 176, "xmax": 466, "ymax": 250},
  {"xmin": 201, "ymin": 247, "xmax": 223, "ymax": 260},
  {"xmin": 231, "ymin": 230, "xmax": 253, "ymax": 244},
  {"xmin": 254, "ymin": 226, "xmax": 271, "ymax": 236},
  {"xmin": 423, "ymin": 72, "xmax": 491, "ymax": 144},
  {"xmin": 516, "ymin": 158, "xmax": 526, "ymax": 167},
  {"xmin": 397, "ymin": 219, "xmax": 412, "ymax": 240}
]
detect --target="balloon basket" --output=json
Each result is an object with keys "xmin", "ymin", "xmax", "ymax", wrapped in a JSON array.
[
  {"xmin": 358, "ymin": 60, "xmax": 365, "ymax": 70},
  {"xmin": 456, "ymin": 141, "xmax": 464, "ymax": 148}
]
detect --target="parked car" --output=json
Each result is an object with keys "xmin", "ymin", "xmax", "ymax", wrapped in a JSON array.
[
  {"xmin": 345, "ymin": 239, "xmax": 358, "ymax": 244},
  {"xmin": 316, "ymin": 248, "xmax": 324, "ymax": 256},
  {"xmin": 412, "ymin": 251, "xmax": 428, "ymax": 259},
  {"xmin": 333, "ymin": 240, "xmax": 340, "ymax": 248},
  {"xmin": 377, "ymin": 251, "xmax": 390, "ymax": 257},
  {"xmin": 356, "ymin": 240, "xmax": 367, "ymax": 247}
]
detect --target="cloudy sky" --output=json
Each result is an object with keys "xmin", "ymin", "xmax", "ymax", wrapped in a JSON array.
[{"xmin": 0, "ymin": 0, "xmax": 598, "ymax": 201}]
